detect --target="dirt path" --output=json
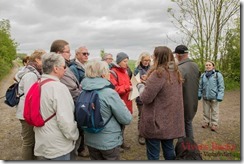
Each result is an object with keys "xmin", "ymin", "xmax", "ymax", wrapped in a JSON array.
[{"xmin": 0, "ymin": 66, "xmax": 240, "ymax": 160}]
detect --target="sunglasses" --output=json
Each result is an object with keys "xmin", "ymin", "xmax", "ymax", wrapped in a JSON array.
[{"xmin": 82, "ymin": 52, "xmax": 90, "ymax": 56}]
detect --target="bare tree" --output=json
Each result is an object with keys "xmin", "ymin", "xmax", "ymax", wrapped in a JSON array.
[{"xmin": 167, "ymin": 0, "xmax": 239, "ymax": 70}]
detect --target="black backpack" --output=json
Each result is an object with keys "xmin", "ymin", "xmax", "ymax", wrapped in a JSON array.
[
  {"xmin": 4, "ymin": 80, "xmax": 24, "ymax": 107},
  {"xmin": 175, "ymin": 137, "xmax": 203, "ymax": 160},
  {"xmin": 75, "ymin": 89, "xmax": 112, "ymax": 133}
]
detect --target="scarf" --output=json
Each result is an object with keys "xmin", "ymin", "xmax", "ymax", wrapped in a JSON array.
[{"xmin": 205, "ymin": 70, "xmax": 214, "ymax": 78}]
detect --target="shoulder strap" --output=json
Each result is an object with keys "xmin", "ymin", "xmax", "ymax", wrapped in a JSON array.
[
  {"xmin": 39, "ymin": 79, "xmax": 56, "ymax": 122},
  {"xmin": 110, "ymin": 70, "xmax": 118, "ymax": 81},
  {"xmin": 93, "ymin": 88, "xmax": 113, "ymax": 128},
  {"xmin": 40, "ymin": 78, "xmax": 55, "ymax": 86}
]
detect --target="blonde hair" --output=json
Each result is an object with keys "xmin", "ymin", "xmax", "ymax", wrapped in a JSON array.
[
  {"xmin": 29, "ymin": 49, "xmax": 46, "ymax": 62},
  {"xmin": 135, "ymin": 52, "xmax": 151, "ymax": 67},
  {"xmin": 85, "ymin": 60, "xmax": 109, "ymax": 78}
]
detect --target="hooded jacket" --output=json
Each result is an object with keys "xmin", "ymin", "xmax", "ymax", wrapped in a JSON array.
[
  {"xmin": 198, "ymin": 70, "xmax": 225, "ymax": 101},
  {"xmin": 110, "ymin": 63, "xmax": 133, "ymax": 113},
  {"xmin": 81, "ymin": 77, "xmax": 132, "ymax": 150}
]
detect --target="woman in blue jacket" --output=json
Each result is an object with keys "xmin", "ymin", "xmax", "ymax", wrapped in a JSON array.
[
  {"xmin": 80, "ymin": 60, "xmax": 132, "ymax": 160},
  {"xmin": 198, "ymin": 61, "xmax": 225, "ymax": 131}
]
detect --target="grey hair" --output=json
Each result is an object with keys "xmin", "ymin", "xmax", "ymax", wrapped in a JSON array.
[
  {"xmin": 42, "ymin": 52, "xmax": 65, "ymax": 74},
  {"xmin": 75, "ymin": 46, "xmax": 87, "ymax": 54},
  {"xmin": 85, "ymin": 60, "xmax": 109, "ymax": 78},
  {"xmin": 102, "ymin": 53, "xmax": 113, "ymax": 61}
]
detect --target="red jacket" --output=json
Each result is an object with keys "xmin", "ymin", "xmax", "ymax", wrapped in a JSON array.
[{"xmin": 110, "ymin": 66, "xmax": 133, "ymax": 114}]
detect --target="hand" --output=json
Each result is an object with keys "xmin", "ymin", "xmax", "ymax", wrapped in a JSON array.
[{"xmin": 141, "ymin": 75, "xmax": 147, "ymax": 81}]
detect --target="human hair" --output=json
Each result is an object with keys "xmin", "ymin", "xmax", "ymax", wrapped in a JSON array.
[
  {"xmin": 148, "ymin": 46, "xmax": 182, "ymax": 84},
  {"xmin": 85, "ymin": 60, "xmax": 109, "ymax": 78},
  {"xmin": 207, "ymin": 60, "xmax": 215, "ymax": 67},
  {"xmin": 29, "ymin": 49, "xmax": 46, "ymax": 62},
  {"xmin": 75, "ymin": 46, "xmax": 87, "ymax": 56},
  {"xmin": 22, "ymin": 56, "xmax": 30, "ymax": 66},
  {"xmin": 102, "ymin": 53, "xmax": 113, "ymax": 61},
  {"xmin": 50, "ymin": 40, "xmax": 69, "ymax": 53},
  {"xmin": 42, "ymin": 52, "xmax": 65, "ymax": 74},
  {"xmin": 135, "ymin": 51, "xmax": 151, "ymax": 67}
]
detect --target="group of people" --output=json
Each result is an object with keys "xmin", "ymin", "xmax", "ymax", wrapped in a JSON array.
[{"xmin": 13, "ymin": 40, "xmax": 225, "ymax": 160}]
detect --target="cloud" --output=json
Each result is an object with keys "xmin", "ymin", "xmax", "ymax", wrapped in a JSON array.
[{"xmin": 0, "ymin": 0, "xmax": 179, "ymax": 59}]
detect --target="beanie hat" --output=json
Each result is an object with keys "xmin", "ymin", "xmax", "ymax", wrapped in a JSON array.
[
  {"xmin": 116, "ymin": 52, "xmax": 129, "ymax": 64},
  {"xmin": 173, "ymin": 45, "xmax": 189, "ymax": 54}
]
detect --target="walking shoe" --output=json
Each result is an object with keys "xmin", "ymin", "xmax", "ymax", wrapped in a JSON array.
[
  {"xmin": 211, "ymin": 125, "xmax": 218, "ymax": 131},
  {"xmin": 202, "ymin": 123, "xmax": 209, "ymax": 128},
  {"xmin": 78, "ymin": 147, "xmax": 89, "ymax": 157},
  {"xmin": 120, "ymin": 147, "xmax": 125, "ymax": 153},
  {"xmin": 138, "ymin": 136, "xmax": 145, "ymax": 145},
  {"xmin": 121, "ymin": 143, "xmax": 131, "ymax": 150}
]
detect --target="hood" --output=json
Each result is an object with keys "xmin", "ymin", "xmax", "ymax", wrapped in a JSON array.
[
  {"xmin": 81, "ymin": 77, "xmax": 114, "ymax": 91},
  {"xmin": 15, "ymin": 65, "xmax": 40, "ymax": 82}
]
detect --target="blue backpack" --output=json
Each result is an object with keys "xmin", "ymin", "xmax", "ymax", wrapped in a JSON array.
[{"xmin": 75, "ymin": 89, "xmax": 112, "ymax": 133}]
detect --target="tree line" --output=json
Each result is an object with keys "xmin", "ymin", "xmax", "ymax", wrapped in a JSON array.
[
  {"xmin": 168, "ymin": 0, "xmax": 240, "ymax": 89},
  {"xmin": 0, "ymin": 0, "xmax": 240, "ymax": 89}
]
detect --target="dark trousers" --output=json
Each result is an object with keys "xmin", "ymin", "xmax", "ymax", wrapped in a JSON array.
[
  {"xmin": 87, "ymin": 146, "xmax": 120, "ymax": 160},
  {"xmin": 77, "ymin": 129, "xmax": 85, "ymax": 152},
  {"xmin": 146, "ymin": 138, "xmax": 175, "ymax": 160},
  {"xmin": 137, "ymin": 104, "xmax": 143, "ymax": 136},
  {"xmin": 185, "ymin": 119, "xmax": 194, "ymax": 139}
]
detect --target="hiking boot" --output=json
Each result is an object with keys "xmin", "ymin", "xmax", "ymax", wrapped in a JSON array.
[
  {"xmin": 202, "ymin": 123, "xmax": 209, "ymax": 128},
  {"xmin": 211, "ymin": 125, "xmax": 218, "ymax": 131},
  {"xmin": 138, "ymin": 136, "xmax": 145, "ymax": 145},
  {"xmin": 78, "ymin": 147, "xmax": 89, "ymax": 157},
  {"xmin": 121, "ymin": 143, "xmax": 131, "ymax": 150}
]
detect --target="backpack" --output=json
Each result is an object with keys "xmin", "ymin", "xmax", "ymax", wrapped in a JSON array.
[
  {"xmin": 75, "ymin": 89, "xmax": 112, "ymax": 133},
  {"xmin": 5, "ymin": 67, "xmax": 37, "ymax": 107},
  {"xmin": 4, "ymin": 80, "xmax": 24, "ymax": 107},
  {"xmin": 175, "ymin": 137, "xmax": 203, "ymax": 160},
  {"xmin": 24, "ymin": 79, "xmax": 56, "ymax": 127}
]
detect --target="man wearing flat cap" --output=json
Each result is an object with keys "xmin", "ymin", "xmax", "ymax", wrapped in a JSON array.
[{"xmin": 174, "ymin": 45, "xmax": 200, "ymax": 139}]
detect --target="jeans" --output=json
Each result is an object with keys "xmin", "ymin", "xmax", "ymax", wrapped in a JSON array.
[
  {"xmin": 45, "ymin": 153, "xmax": 70, "ymax": 160},
  {"xmin": 185, "ymin": 119, "xmax": 194, "ymax": 139},
  {"xmin": 146, "ymin": 138, "xmax": 175, "ymax": 160}
]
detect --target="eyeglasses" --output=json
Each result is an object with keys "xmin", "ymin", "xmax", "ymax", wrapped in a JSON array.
[
  {"xmin": 143, "ymin": 60, "xmax": 151, "ymax": 62},
  {"xmin": 82, "ymin": 52, "xmax": 90, "ymax": 56},
  {"xmin": 106, "ymin": 58, "xmax": 113, "ymax": 60}
]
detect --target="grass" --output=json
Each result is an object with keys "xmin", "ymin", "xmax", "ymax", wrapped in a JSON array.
[{"xmin": 128, "ymin": 60, "xmax": 136, "ymax": 73}]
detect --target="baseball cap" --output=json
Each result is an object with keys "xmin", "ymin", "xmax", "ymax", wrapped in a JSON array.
[{"xmin": 173, "ymin": 45, "xmax": 189, "ymax": 54}]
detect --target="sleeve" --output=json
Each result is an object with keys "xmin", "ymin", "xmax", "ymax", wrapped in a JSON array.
[
  {"xmin": 110, "ymin": 71, "xmax": 131, "ymax": 95},
  {"xmin": 69, "ymin": 65, "xmax": 79, "ymax": 82},
  {"xmin": 23, "ymin": 72, "xmax": 38, "ymax": 94},
  {"xmin": 60, "ymin": 68, "xmax": 81, "ymax": 102},
  {"xmin": 140, "ymin": 71, "xmax": 163, "ymax": 104},
  {"xmin": 198, "ymin": 74, "xmax": 204, "ymax": 98},
  {"xmin": 217, "ymin": 73, "xmax": 225, "ymax": 100},
  {"xmin": 134, "ymin": 67, "xmax": 139, "ymax": 76},
  {"xmin": 107, "ymin": 90, "xmax": 132, "ymax": 125},
  {"xmin": 54, "ymin": 85, "xmax": 79, "ymax": 141}
]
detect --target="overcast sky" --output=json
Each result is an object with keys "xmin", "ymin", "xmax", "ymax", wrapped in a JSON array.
[{"xmin": 0, "ymin": 0, "xmax": 183, "ymax": 59}]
